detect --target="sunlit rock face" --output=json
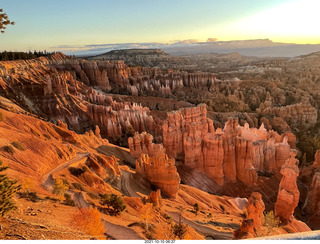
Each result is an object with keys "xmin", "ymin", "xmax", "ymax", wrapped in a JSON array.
[
  {"xmin": 260, "ymin": 102, "xmax": 317, "ymax": 128},
  {"xmin": 135, "ymin": 153, "xmax": 180, "ymax": 198},
  {"xmin": 275, "ymin": 150, "xmax": 300, "ymax": 223},
  {"xmin": 128, "ymin": 132, "xmax": 165, "ymax": 159},
  {"xmin": 162, "ymin": 104, "xmax": 293, "ymax": 186}
]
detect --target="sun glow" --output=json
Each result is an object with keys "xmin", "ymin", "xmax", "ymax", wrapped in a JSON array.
[{"xmin": 219, "ymin": 0, "xmax": 320, "ymax": 44}]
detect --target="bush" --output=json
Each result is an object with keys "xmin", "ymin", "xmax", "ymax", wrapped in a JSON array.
[
  {"xmin": 68, "ymin": 167, "xmax": 85, "ymax": 177},
  {"xmin": 172, "ymin": 221, "xmax": 187, "ymax": 240},
  {"xmin": 18, "ymin": 191, "xmax": 41, "ymax": 202},
  {"xmin": 52, "ymin": 177, "xmax": 69, "ymax": 200},
  {"xmin": 264, "ymin": 210, "xmax": 280, "ymax": 229},
  {"xmin": 11, "ymin": 141, "xmax": 25, "ymax": 151},
  {"xmin": 99, "ymin": 193, "xmax": 126, "ymax": 216},
  {"xmin": 71, "ymin": 182, "xmax": 85, "ymax": 191},
  {"xmin": 2, "ymin": 145, "xmax": 15, "ymax": 154},
  {"xmin": 0, "ymin": 160, "xmax": 21, "ymax": 216},
  {"xmin": 193, "ymin": 203, "xmax": 200, "ymax": 215},
  {"xmin": 71, "ymin": 206, "xmax": 105, "ymax": 239},
  {"xmin": 63, "ymin": 193, "xmax": 75, "ymax": 206}
]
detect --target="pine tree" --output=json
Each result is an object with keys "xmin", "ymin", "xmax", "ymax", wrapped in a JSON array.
[
  {"xmin": 0, "ymin": 9, "xmax": 15, "ymax": 33},
  {"xmin": 0, "ymin": 160, "xmax": 21, "ymax": 217}
]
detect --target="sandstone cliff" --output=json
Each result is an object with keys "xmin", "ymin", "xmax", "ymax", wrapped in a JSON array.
[
  {"xmin": 162, "ymin": 104, "xmax": 292, "ymax": 186},
  {"xmin": 128, "ymin": 132, "xmax": 165, "ymax": 158},
  {"xmin": 234, "ymin": 192, "xmax": 265, "ymax": 239},
  {"xmin": 135, "ymin": 154, "xmax": 180, "ymax": 198}
]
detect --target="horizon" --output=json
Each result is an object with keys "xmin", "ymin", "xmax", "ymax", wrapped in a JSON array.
[{"xmin": 1, "ymin": 0, "xmax": 320, "ymax": 54}]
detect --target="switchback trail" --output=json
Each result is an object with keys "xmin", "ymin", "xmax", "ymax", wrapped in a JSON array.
[
  {"xmin": 41, "ymin": 152, "xmax": 90, "ymax": 190},
  {"xmin": 168, "ymin": 211, "xmax": 233, "ymax": 240}
]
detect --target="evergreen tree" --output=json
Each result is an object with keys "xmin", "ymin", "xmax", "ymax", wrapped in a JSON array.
[
  {"xmin": 0, "ymin": 9, "xmax": 15, "ymax": 33},
  {"xmin": 0, "ymin": 160, "xmax": 21, "ymax": 216}
]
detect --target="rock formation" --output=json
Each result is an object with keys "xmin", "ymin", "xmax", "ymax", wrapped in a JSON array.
[
  {"xmin": 261, "ymin": 103, "xmax": 317, "ymax": 128},
  {"xmin": 307, "ymin": 172, "xmax": 320, "ymax": 216},
  {"xmin": 128, "ymin": 132, "xmax": 165, "ymax": 158},
  {"xmin": 246, "ymin": 192, "xmax": 265, "ymax": 230},
  {"xmin": 148, "ymin": 189, "xmax": 162, "ymax": 206},
  {"xmin": 162, "ymin": 104, "xmax": 292, "ymax": 186},
  {"xmin": 234, "ymin": 192, "xmax": 265, "ymax": 239},
  {"xmin": 135, "ymin": 154, "xmax": 180, "ymax": 198},
  {"xmin": 313, "ymin": 149, "xmax": 320, "ymax": 168},
  {"xmin": 275, "ymin": 150, "xmax": 300, "ymax": 223}
]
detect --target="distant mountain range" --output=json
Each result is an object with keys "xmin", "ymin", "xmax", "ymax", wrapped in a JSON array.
[{"xmin": 71, "ymin": 39, "xmax": 320, "ymax": 58}]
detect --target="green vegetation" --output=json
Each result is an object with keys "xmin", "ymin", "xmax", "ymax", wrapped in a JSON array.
[
  {"xmin": 68, "ymin": 166, "xmax": 86, "ymax": 177},
  {"xmin": 0, "ymin": 160, "xmax": 21, "ymax": 216},
  {"xmin": 18, "ymin": 191, "xmax": 41, "ymax": 203},
  {"xmin": 99, "ymin": 193, "xmax": 126, "ymax": 216},
  {"xmin": 172, "ymin": 217, "xmax": 187, "ymax": 240},
  {"xmin": 63, "ymin": 193, "xmax": 75, "ymax": 206},
  {"xmin": 296, "ymin": 130, "xmax": 320, "ymax": 163},
  {"xmin": 52, "ymin": 177, "xmax": 69, "ymax": 200},
  {"xmin": 71, "ymin": 182, "xmax": 85, "ymax": 191},
  {"xmin": 264, "ymin": 210, "xmax": 280, "ymax": 229},
  {"xmin": 0, "ymin": 50, "xmax": 57, "ymax": 61},
  {"xmin": 11, "ymin": 141, "xmax": 25, "ymax": 151}
]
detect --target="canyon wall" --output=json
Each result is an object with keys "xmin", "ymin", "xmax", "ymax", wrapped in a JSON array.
[
  {"xmin": 162, "ymin": 104, "xmax": 293, "ymax": 186},
  {"xmin": 135, "ymin": 153, "xmax": 180, "ymax": 198}
]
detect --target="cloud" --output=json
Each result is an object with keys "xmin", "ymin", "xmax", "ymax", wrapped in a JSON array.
[
  {"xmin": 174, "ymin": 39, "xmax": 199, "ymax": 44},
  {"xmin": 206, "ymin": 38, "xmax": 218, "ymax": 42}
]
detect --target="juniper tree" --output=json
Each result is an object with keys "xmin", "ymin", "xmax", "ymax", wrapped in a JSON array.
[{"xmin": 0, "ymin": 160, "xmax": 21, "ymax": 217}]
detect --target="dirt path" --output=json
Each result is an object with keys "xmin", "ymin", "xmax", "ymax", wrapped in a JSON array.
[
  {"xmin": 103, "ymin": 221, "xmax": 144, "ymax": 240},
  {"xmin": 120, "ymin": 170, "xmax": 141, "ymax": 198},
  {"xmin": 168, "ymin": 211, "xmax": 233, "ymax": 240},
  {"xmin": 41, "ymin": 153, "xmax": 90, "ymax": 191}
]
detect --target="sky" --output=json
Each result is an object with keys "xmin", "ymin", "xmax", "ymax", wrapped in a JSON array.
[{"xmin": 0, "ymin": 0, "xmax": 320, "ymax": 53}]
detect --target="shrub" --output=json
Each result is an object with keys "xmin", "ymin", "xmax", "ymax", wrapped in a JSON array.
[
  {"xmin": 172, "ymin": 221, "xmax": 187, "ymax": 240},
  {"xmin": 193, "ymin": 203, "xmax": 200, "ymax": 215},
  {"xmin": 99, "ymin": 193, "xmax": 126, "ymax": 216},
  {"xmin": 0, "ymin": 160, "xmax": 21, "ymax": 216},
  {"xmin": 2, "ymin": 145, "xmax": 15, "ymax": 154},
  {"xmin": 71, "ymin": 182, "xmax": 85, "ymax": 191},
  {"xmin": 264, "ymin": 210, "xmax": 280, "ymax": 229},
  {"xmin": 63, "ymin": 193, "xmax": 75, "ymax": 206},
  {"xmin": 18, "ymin": 191, "xmax": 41, "ymax": 203},
  {"xmin": 52, "ymin": 177, "xmax": 69, "ymax": 200},
  {"xmin": 68, "ymin": 167, "xmax": 85, "ymax": 177},
  {"xmin": 71, "ymin": 206, "xmax": 105, "ymax": 239},
  {"xmin": 11, "ymin": 141, "xmax": 25, "ymax": 151}
]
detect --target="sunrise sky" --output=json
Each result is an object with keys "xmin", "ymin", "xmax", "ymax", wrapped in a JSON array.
[{"xmin": 1, "ymin": 0, "xmax": 319, "ymax": 52}]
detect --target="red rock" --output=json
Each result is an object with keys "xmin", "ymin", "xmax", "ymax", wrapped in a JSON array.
[
  {"xmin": 313, "ymin": 149, "xmax": 320, "ymax": 168},
  {"xmin": 275, "ymin": 150, "xmax": 300, "ymax": 223},
  {"xmin": 135, "ymin": 153, "xmax": 180, "ymax": 198},
  {"xmin": 128, "ymin": 132, "xmax": 165, "ymax": 159},
  {"xmin": 246, "ymin": 192, "xmax": 265, "ymax": 230},
  {"xmin": 162, "ymin": 105, "xmax": 293, "ymax": 187},
  {"xmin": 148, "ymin": 189, "xmax": 162, "ymax": 206},
  {"xmin": 261, "ymin": 103, "xmax": 317, "ymax": 128}
]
